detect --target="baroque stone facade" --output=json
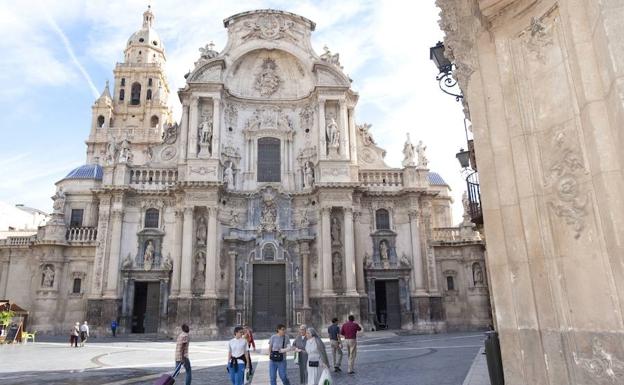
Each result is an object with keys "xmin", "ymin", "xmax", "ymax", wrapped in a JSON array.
[
  {"xmin": 437, "ymin": 0, "xmax": 624, "ymax": 384},
  {"xmin": 0, "ymin": 8, "xmax": 490, "ymax": 336}
]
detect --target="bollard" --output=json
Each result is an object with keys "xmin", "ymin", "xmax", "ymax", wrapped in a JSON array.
[{"xmin": 484, "ymin": 331, "xmax": 505, "ymax": 385}]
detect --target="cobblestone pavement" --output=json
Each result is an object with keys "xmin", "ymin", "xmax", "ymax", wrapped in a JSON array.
[{"xmin": 0, "ymin": 332, "xmax": 485, "ymax": 385}]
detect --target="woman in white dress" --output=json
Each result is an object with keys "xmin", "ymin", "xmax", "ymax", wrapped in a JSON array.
[{"xmin": 304, "ymin": 327, "xmax": 330, "ymax": 385}]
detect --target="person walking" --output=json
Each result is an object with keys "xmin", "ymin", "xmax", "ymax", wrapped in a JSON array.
[
  {"xmin": 175, "ymin": 324, "xmax": 192, "ymax": 385},
  {"xmin": 268, "ymin": 324, "xmax": 292, "ymax": 385},
  {"xmin": 79, "ymin": 321, "xmax": 90, "ymax": 347},
  {"xmin": 327, "ymin": 318, "xmax": 343, "ymax": 372},
  {"xmin": 292, "ymin": 324, "xmax": 308, "ymax": 384},
  {"xmin": 340, "ymin": 315, "xmax": 362, "ymax": 374},
  {"xmin": 244, "ymin": 325, "xmax": 256, "ymax": 352},
  {"xmin": 303, "ymin": 327, "xmax": 330, "ymax": 385},
  {"xmin": 111, "ymin": 320, "xmax": 118, "ymax": 337},
  {"xmin": 70, "ymin": 322, "xmax": 80, "ymax": 347},
  {"xmin": 228, "ymin": 326, "xmax": 252, "ymax": 385}
]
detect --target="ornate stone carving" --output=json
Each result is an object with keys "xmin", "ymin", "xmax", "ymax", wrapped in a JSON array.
[
  {"xmin": 416, "ymin": 140, "xmax": 428, "ymax": 169},
  {"xmin": 299, "ymin": 104, "xmax": 315, "ymax": 133},
  {"xmin": 326, "ymin": 118, "xmax": 339, "ymax": 152},
  {"xmin": 254, "ymin": 58, "xmax": 281, "ymax": 97},
  {"xmin": 118, "ymin": 137, "xmax": 132, "ymax": 164},
  {"xmin": 357, "ymin": 123, "xmax": 375, "ymax": 145},
  {"xmin": 190, "ymin": 166, "xmax": 217, "ymax": 175},
  {"xmin": 198, "ymin": 42, "xmax": 218, "ymax": 61},
  {"xmin": 143, "ymin": 240, "xmax": 154, "ymax": 271},
  {"xmin": 198, "ymin": 115, "xmax": 213, "ymax": 155},
  {"xmin": 192, "ymin": 250, "xmax": 206, "ymax": 292},
  {"xmin": 241, "ymin": 14, "xmax": 300, "ymax": 42},
  {"xmin": 245, "ymin": 107, "xmax": 292, "ymax": 131},
  {"xmin": 162, "ymin": 253, "xmax": 173, "ymax": 271},
  {"xmin": 51, "ymin": 188, "xmax": 65, "ymax": 214},
  {"xmin": 547, "ymin": 130, "xmax": 588, "ymax": 239},
  {"xmin": 122, "ymin": 253, "xmax": 133, "ymax": 269},
  {"xmin": 259, "ymin": 188, "xmax": 279, "ymax": 232},
  {"xmin": 520, "ymin": 8, "xmax": 556, "ymax": 63},
  {"xmin": 574, "ymin": 338, "xmax": 624, "ymax": 383},
  {"xmin": 224, "ymin": 102, "xmax": 238, "ymax": 129},
  {"xmin": 320, "ymin": 45, "xmax": 342, "ymax": 68},
  {"xmin": 161, "ymin": 145, "xmax": 177, "ymax": 161},
  {"xmin": 472, "ymin": 262, "xmax": 484, "ymax": 286},
  {"xmin": 331, "ymin": 216, "xmax": 341, "ymax": 245},
  {"xmin": 303, "ymin": 162, "xmax": 315, "ymax": 188},
  {"xmin": 162, "ymin": 123, "xmax": 178, "ymax": 145},
  {"xmin": 223, "ymin": 162, "xmax": 235, "ymax": 189},
  {"xmin": 196, "ymin": 216, "xmax": 207, "ymax": 246}
]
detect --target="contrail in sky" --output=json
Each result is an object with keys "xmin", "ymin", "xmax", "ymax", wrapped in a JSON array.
[{"xmin": 44, "ymin": 12, "xmax": 100, "ymax": 98}]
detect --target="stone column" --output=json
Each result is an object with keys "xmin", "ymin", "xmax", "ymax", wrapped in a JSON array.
[
  {"xmin": 339, "ymin": 100, "xmax": 349, "ymax": 159},
  {"xmin": 228, "ymin": 250, "xmax": 236, "ymax": 309},
  {"xmin": 212, "ymin": 97, "xmax": 221, "ymax": 157},
  {"xmin": 343, "ymin": 208, "xmax": 357, "ymax": 295},
  {"xmin": 0, "ymin": 260, "xmax": 9, "ymax": 298},
  {"xmin": 104, "ymin": 208, "xmax": 123, "ymax": 297},
  {"xmin": 204, "ymin": 207, "xmax": 218, "ymax": 298},
  {"xmin": 409, "ymin": 210, "xmax": 425, "ymax": 294},
  {"xmin": 179, "ymin": 207, "xmax": 194, "ymax": 297},
  {"xmin": 348, "ymin": 108, "xmax": 357, "ymax": 164},
  {"xmin": 353, "ymin": 211, "xmax": 366, "ymax": 293},
  {"xmin": 170, "ymin": 208, "xmax": 184, "ymax": 297},
  {"xmin": 318, "ymin": 100, "xmax": 326, "ymax": 160},
  {"xmin": 321, "ymin": 207, "xmax": 333, "ymax": 295},
  {"xmin": 160, "ymin": 279, "xmax": 169, "ymax": 316},
  {"xmin": 178, "ymin": 103, "xmax": 190, "ymax": 160},
  {"xmin": 300, "ymin": 241, "xmax": 311, "ymax": 308},
  {"xmin": 187, "ymin": 96, "xmax": 199, "ymax": 158}
]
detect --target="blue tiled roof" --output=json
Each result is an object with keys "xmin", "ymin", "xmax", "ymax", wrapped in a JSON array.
[
  {"xmin": 63, "ymin": 164, "xmax": 103, "ymax": 181},
  {"xmin": 427, "ymin": 172, "xmax": 448, "ymax": 186}
]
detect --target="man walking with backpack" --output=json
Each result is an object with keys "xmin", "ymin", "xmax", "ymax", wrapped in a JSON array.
[{"xmin": 175, "ymin": 324, "xmax": 192, "ymax": 385}]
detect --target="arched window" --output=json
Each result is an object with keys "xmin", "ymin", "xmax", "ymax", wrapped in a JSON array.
[
  {"xmin": 120, "ymin": 78, "xmax": 126, "ymax": 86},
  {"xmin": 97, "ymin": 115, "xmax": 105, "ymax": 128},
  {"xmin": 148, "ymin": 78, "xmax": 153, "ymax": 86},
  {"xmin": 146, "ymin": 89, "xmax": 152, "ymax": 100},
  {"xmin": 119, "ymin": 89, "xmax": 125, "ymax": 101},
  {"xmin": 257, "ymin": 137, "xmax": 281, "ymax": 182},
  {"xmin": 144, "ymin": 208, "xmax": 159, "ymax": 228},
  {"xmin": 150, "ymin": 115, "xmax": 159, "ymax": 128},
  {"xmin": 130, "ymin": 82, "xmax": 141, "ymax": 105},
  {"xmin": 446, "ymin": 276, "xmax": 455, "ymax": 291},
  {"xmin": 72, "ymin": 278, "xmax": 82, "ymax": 294},
  {"xmin": 262, "ymin": 244, "xmax": 276, "ymax": 260},
  {"xmin": 375, "ymin": 209, "xmax": 390, "ymax": 230}
]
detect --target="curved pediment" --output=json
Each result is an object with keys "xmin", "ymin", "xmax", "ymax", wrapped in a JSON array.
[
  {"xmin": 188, "ymin": 60, "xmax": 226, "ymax": 83},
  {"xmin": 313, "ymin": 63, "xmax": 351, "ymax": 87},
  {"xmin": 224, "ymin": 49, "xmax": 314, "ymax": 100}
]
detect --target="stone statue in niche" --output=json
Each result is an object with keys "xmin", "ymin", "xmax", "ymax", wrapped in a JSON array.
[
  {"xmin": 332, "ymin": 252, "xmax": 343, "ymax": 280},
  {"xmin": 224, "ymin": 162, "xmax": 234, "ymax": 189},
  {"xmin": 196, "ymin": 216, "xmax": 207, "ymax": 246},
  {"xmin": 193, "ymin": 250, "xmax": 206, "ymax": 290},
  {"xmin": 416, "ymin": 140, "xmax": 428, "ymax": 169},
  {"xmin": 304, "ymin": 162, "xmax": 314, "ymax": 188},
  {"xmin": 198, "ymin": 115, "xmax": 213, "ymax": 156},
  {"xmin": 379, "ymin": 240, "xmax": 389, "ymax": 261},
  {"xmin": 326, "ymin": 118, "xmax": 340, "ymax": 150},
  {"xmin": 118, "ymin": 138, "xmax": 132, "ymax": 164},
  {"xmin": 473, "ymin": 263, "xmax": 484, "ymax": 286},
  {"xmin": 238, "ymin": 267, "xmax": 244, "ymax": 281},
  {"xmin": 162, "ymin": 253, "xmax": 173, "ymax": 271},
  {"xmin": 42, "ymin": 265, "xmax": 55, "ymax": 288},
  {"xmin": 105, "ymin": 135, "xmax": 119, "ymax": 165},
  {"xmin": 402, "ymin": 133, "xmax": 416, "ymax": 167},
  {"xmin": 294, "ymin": 266, "xmax": 300, "ymax": 282},
  {"xmin": 52, "ymin": 188, "xmax": 65, "ymax": 214},
  {"xmin": 331, "ymin": 217, "xmax": 341, "ymax": 245},
  {"xmin": 143, "ymin": 240, "xmax": 154, "ymax": 271}
]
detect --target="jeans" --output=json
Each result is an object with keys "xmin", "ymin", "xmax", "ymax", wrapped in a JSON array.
[
  {"xmin": 269, "ymin": 359, "xmax": 291, "ymax": 385},
  {"xmin": 228, "ymin": 362, "xmax": 245, "ymax": 385},
  {"xmin": 175, "ymin": 358, "xmax": 192, "ymax": 385}
]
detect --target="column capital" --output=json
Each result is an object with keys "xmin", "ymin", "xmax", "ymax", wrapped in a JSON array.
[
  {"xmin": 184, "ymin": 206, "xmax": 194, "ymax": 215},
  {"xmin": 408, "ymin": 209, "xmax": 419, "ymax": 221},
  {"xmin": 207, "ymin": 206, "xmax": 219, "ymax": 216}
]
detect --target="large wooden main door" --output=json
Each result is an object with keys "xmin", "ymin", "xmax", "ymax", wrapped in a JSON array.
[
  {"xmin": 252, "ymin": 264, "xmax": 286, "ymax": 332},
  {"xmin": 132, "ymin": 281, "xmax": 160, "ymax": 333},
  {"xmin": 375, "ymin": 280, "xmax": 401, "ymax": 329}
]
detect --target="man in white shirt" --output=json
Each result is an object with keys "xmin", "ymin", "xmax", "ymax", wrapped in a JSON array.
[
  {"xmin": 79, "ymin": 321, "xmax": 89, "ymax": 347},
  {"xmin": 228, "ymin": 326, "xmax": 252, "ymax": 385}
]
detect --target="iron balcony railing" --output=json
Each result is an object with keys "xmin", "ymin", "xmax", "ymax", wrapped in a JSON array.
[{"xmin": 466, "ymin": 171, "xmax": 483, "ymax": 225}]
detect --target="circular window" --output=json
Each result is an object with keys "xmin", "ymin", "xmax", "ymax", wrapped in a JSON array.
[
  {"xmin": 152, "ymin": 40, "xmax": 158, "ymax": 46},
  {"xmin": 139, "ymin": 38, "xmax": 145, "ymax": 42},
  {"xmin": 228, "ymin": 126, "xmax": 233, "ymax": 132},
  {"xmin": 305, "ymin": 128, "xmax": 310, "ymax": 133}
]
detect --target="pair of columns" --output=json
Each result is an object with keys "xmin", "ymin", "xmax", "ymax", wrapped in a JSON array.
[
  {"xmin": 320, "ymin": 207, "xmax": 357, "ymax": 296},
  {"xmin": 172, "ymin": 206, "xmax": 219, "ymax": 298}
]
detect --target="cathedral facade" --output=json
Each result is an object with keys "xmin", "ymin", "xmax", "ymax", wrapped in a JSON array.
[{"xmin": 0, "ymin": 8, "xmax": 490, "ymax": 335}]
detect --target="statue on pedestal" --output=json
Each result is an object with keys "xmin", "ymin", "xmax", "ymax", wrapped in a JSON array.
[
  {"xmin": 42, "ymin": 265, "xmax": 55, "ymax": 288},
  {"xmin": 331, "ymin": 217, "xmax": 341, "ymax": 244},
  {"xmin": 402, "ymin": 133, "xmax": 415, "ymax": 167},
  {"xmin": 380, "ymin": 240, "xmax": 389, "ymax": 261},
  {"xmin": 196, "ymin": 216, "xmax": 207, "ymax": 246},
  {"xmin": 416, "ymin": 140, "xmax": 428, "ymax": 169},
  {"xmin": 224, "ymin": 163, "xmax": 234, "ymax": 189},
  {"xmin": 304, "ymin": 162, "xmax": 314, "ymax": 188},
  {"xmin": 326, "ymin": 118, "xmax": 339, "ymax": 151},
  {"xmin": 143, "ymin": 240, "xmax": 154, "ymax": 271},
  {"xmin": 52, "ymin": 188, "xmax": 66, "ymax": 214}
]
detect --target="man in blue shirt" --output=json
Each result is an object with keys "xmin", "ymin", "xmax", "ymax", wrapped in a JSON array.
[{"xmin": 327, "ymin": 318, "xmax": 343, "ymax": 372}]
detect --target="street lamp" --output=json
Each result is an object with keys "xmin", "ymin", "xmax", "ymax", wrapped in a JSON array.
[
  {"xmin": 456, "ymin": 148, "xmax": 471, "ymax": 169},
  {"xmin": 429, "ymin": 41, "xmax": 463, "ymax": 101}
]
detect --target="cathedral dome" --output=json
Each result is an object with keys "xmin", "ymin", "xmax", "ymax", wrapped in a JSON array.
[
  {"xmin": 124, "ymin": 6, "xmax": 165, "ymax": 63},
  {"xmin": 63, "ymin": 164, "xmax": 103, "ymax": 181}
]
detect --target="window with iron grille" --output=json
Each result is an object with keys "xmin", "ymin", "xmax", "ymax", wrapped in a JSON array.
[
  {"xmin": 375, "ymin": 209, "xmax": 390, "ymax": 230},
  {"xmin": 144, "ymin": 208, "xmax": 159, "ymax": 228},
  {"xmin": 446, "ymin": 276, "xmax": 455, "ymax": 291},
  {"xmin": 257, "ymin": 137, "xmax": 281, "ymax": 182},
  {"xmin": 70, "ymin": 209, "xmax": 84, "ymax": 227}
]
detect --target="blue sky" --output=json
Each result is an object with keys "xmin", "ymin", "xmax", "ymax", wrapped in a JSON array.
[{"xmin": 0, "ymin": 0, "xmax": 468, "ymax": 223}]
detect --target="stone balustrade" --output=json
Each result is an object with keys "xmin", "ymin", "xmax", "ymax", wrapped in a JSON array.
[
  {"xmin": 0, "ymin": 235, "xmax": 35, "ymax": 247},
  {"xmin": 431, "ymin": 227, "xmax": 461, "ymax": 242},
  {"xmin": 359, "ymin": 169, "xmax": 404, "ymax": 188},
  {"xmin": 129, "ymin": 168, "xmax": 178, "ymax": 189},
  {"xmin": 66, "ymin": 227, "xmax": 98, "ymax": 243}
]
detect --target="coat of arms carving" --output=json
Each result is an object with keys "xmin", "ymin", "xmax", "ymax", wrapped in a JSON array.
[{"xmin": 254, "ymin": 58, "xmax": 281, "ymax": 97}]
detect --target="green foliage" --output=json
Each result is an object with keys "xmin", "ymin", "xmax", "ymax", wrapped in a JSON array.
[{"xmin": 0, "ymin": 310, "xmax": 15, "ymax": 327}]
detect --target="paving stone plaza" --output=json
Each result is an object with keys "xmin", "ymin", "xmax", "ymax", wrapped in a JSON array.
[{"xmin": 0, "ymin": 332, "xmax": 486, "ymax": 385}]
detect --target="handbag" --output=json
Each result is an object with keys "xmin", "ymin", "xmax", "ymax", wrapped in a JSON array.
[
  {"xmin": 308, "ymin": 360, "xmax": 319, "ymax": 367},
  {"xmin": 318, "ymin": 368, "xmax": 332, "ymax": 385},
  {"xmin": 270, "ymin": 336, "xmax": 286, "ymax": 362}
]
